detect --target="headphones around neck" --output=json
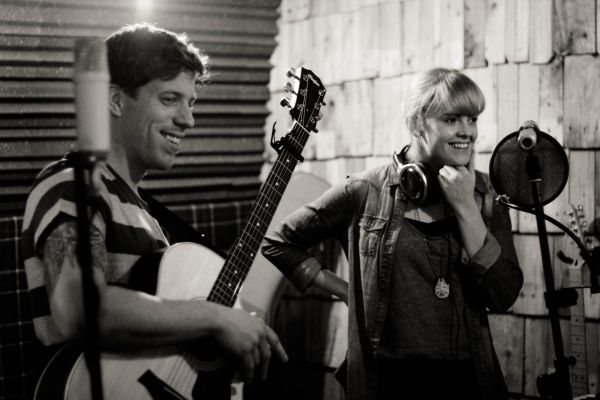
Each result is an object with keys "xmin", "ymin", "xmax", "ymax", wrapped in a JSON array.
[{"xmin": 392, "ymin": 145, "xmax": 442, "ymax": 206}]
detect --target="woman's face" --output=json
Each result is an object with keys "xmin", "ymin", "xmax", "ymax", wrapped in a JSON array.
[{"xmin": 419, "ymin": 112, "xmax": 478, "ymax": 168}]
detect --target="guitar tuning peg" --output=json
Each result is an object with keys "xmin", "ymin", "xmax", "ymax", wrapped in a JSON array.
[
  {"xmin": 313, "ymin": 128, "xmax": 319, "ymax": 133},
  {"xmin": 567, "ymin": 209, "xmax": 574, "ymax": 216},
  {"xmin": 316, "ymin": 112, "xmax": 323, "ymax": 121},
  {"xmin": 286, "ymin": 68, "xmax": 299, "ymax": 80},
  {"xmin": 280, "ymin": 97, "xmax": 292, "ymax": 108},
  {"xmin": 320, "ymin": 100, "xmax": 327, "ymax": 106},
  {"xmin": 284, "ymin": 82, "xmax": 296, "ymax": 94}
]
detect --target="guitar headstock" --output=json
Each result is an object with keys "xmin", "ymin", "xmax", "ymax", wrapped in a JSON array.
[
  {"xmin": 280, "ymin": 67, "xmax": 326, "ymax": 134},
  {"xmin": 559, "ymin": 204, "xmax": 594, "ymax": 271}
]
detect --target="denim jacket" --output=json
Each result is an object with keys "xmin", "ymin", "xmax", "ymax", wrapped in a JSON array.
[{"xmin": 262, "ymin": 163, "xmax": 523, "ymax": 400}]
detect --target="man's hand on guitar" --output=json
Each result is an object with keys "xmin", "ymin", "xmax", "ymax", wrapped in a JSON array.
[{"xmin": 214, "ymin": 308, "xmax": 288, "ymax": 383}]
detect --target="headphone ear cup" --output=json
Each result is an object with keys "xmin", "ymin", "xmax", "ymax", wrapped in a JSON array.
[
  {"xmin": 398, "ymin": 162, "xmax": 441, "ymax": 205},
  {"xmin": 399, "ymin": 163, "xmax": 428, "ymax": 203}
]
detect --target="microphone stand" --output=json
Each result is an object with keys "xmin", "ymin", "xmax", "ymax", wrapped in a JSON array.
[
  {"xmin": 72, "ymin": 151, "xmax": 104, "ymax": 400},
  {"xmin": 524, "ymin": 152, "xmax": 573, "ymax": 400}
]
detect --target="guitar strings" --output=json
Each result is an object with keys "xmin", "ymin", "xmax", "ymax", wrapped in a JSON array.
[{"xmin": 165, "ymin": 101, "xmax": 314, "ymax": 388}]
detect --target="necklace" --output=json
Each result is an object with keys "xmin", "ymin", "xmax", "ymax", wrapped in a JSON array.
[{"xmin": 414, "ymin": 206, "xmax": 451, "ymax": 300}]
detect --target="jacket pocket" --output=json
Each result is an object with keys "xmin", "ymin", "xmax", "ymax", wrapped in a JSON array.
[{"xmin": 358, "ymin": 214, "xmax": 387, "ymax": 256}]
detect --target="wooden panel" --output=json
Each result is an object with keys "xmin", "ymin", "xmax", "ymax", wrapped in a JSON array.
[
  {"xmin": 313, "ymin": 84, "xmax": 342, "ymax": 160},
  {"xmin": 489, "ymin": 313, "xmax": 525, "ymax": 394},
  {"xmin": 524, "ymin": 318, "xmax": 571, "ymax": 396},
  {"xmin": 311, "ymin": 14, "xmax": 345, "ymax": 85},
  {"xmin": 512, "ymin": 234, "xmax": 548, "ymax": 315},
  {"xmin": 496, "ymin": 63, "xmax": 519, "ymax": 141},
  {"xmin": 335, "ymin": 79, "xmax": 374, "ymax": 157},
  {"xmin": 539, "ymin": 59, "xmax": 564, "ymax": 143},
  {"xmin": 464, "ymin": 66, "xmax": 497, "ymax": 152},
  {"xmin": 564, "ymin": 55, "xmax": 600, "ymax": 148},
  {"xmin": 438, "ymin": 0, "xmax": 464, "ymax": 69},
  {"xmin": 524, "ymin": 318, "xmax": 550, "ymax": 396},
  {"xmin": 517, "ymin": 64, "xmax": 540, "ymax": 129},
  {"xmin": 309, "ymin": 0, "xmax": 338, "ymax": 17},
  {"xmin": 529, "ymin": 0, "xmax": 553, "ymax": 63},
  {"xmin": 505, "ymin": 0, "xmax": 529, "ymax": 63},
  {"xmin": 553, "ymin": 0, "xmax": 596, "ymax": 56},
  {"xmin": 338, "ymin": 6, "xmax": 380, "ymax": 82},
  {"xmin": 280, "ymin": 0, "xmax": 310, "ymax": 22},
  {"xmin": 464, "ymin": 0, "xmax": 487, "ymax": 68},
  {"xmin": 413, "ymin": 0, "xmax": 436, "ymax": 70},
  {"xmin": 485, "ymin": 0, "xmax": 507, "ymax": 65},
  {"xmin": 400, "ymin": 0, "xmax": 421, "ymax": 73},
  {"xmin": 373, "ymin": 75, "xmax": 413, "ymax": 156},
  {"xmin": 378, "ymin": 1, "xmax": 403, "ymax": 78}
]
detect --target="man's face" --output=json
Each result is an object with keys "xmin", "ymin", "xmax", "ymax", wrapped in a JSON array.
[{"xmin": 118, "ymin": 70, "xmax": 197, "ymax": 174}]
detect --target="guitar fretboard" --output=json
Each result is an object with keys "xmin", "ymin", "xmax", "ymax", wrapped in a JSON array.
[
  {"xmin": 569, "ymin": 268, "xmax": 589, "ymax": 396},
  {"xmin": 206, "ymin": 122, "xmax": 311, "ymax": 307}
]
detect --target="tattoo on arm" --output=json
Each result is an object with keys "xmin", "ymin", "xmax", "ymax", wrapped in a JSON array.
[{"xmin": 43, "ymin": 220, "xmax": 108, "ymax": 297}]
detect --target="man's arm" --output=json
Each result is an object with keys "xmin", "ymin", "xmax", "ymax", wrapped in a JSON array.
[{"xmin": 43, "ymin": 219, "xmax": 287, "ymax": 382}]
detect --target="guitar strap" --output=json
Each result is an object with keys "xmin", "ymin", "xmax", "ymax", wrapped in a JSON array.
[{"xmin": 138, "ymin": 188, "xmax": 225, "ymax": 257}]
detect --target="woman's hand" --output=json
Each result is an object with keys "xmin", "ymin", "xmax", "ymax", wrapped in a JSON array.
[
  {"xmin": 437, "ymin": 150, "xmax": 477, "ymax": 213},
  {"xmin": 437, "ymin": 150, "xmax": 487, "ymax": 257}
]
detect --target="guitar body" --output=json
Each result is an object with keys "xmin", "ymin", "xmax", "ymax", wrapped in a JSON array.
[{"xmin": 35, "ymin": 243, "xmax": 243, "ymax": 400}]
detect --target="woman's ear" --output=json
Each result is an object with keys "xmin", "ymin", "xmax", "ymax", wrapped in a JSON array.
[{"xmin": 109, "ymin": 84, "xmax": 123, "ymax": 117}]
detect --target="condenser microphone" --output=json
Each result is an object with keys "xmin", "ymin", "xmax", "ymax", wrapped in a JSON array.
[
  {"xmin": 517, "ymin": 120, "xmax": 538, "ymax": 151},
  {"xmin": 73, "ymin": 37, "xmax": 110, "ymax": 157}
]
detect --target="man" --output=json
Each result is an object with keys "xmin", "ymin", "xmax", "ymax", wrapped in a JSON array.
[{"xmin": 22, "ymin": 22, "xmax": 286, "ymax": 391}]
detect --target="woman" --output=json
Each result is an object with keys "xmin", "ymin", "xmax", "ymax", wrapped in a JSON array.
[{"xmin": 261, "ymin": 68, "xmax": 523, "ymax": 399}]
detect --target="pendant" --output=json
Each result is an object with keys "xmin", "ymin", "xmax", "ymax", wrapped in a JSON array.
[{"xmin": 434, "ymin": 278, "xmax": 450, "ymax": 299}]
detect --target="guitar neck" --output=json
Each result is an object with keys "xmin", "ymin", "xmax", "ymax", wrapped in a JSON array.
[
  {"xmin": 569, "ymin": 268, "xmax": 589, "ymax": 395},
  {"xmin": 207, "ymin": 122, "xmax": 311, "ymax": 307}
]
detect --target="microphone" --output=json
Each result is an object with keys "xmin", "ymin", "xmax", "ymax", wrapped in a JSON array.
[
  {"xmin": 517, "ymin": 120, "xmax": 539, "ymax": 151},
  {"xmin": 73, "ymin": 37, "xmax": 110, "ymax": 158},
  {"xmin": 489, "ymin": 121, "xmax": 569, "ymax": 208}
]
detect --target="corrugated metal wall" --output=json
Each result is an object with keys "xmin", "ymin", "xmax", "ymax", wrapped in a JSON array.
[{"xmin": 0, "ymin": 0, "xmax": 280, "ymax": 216}]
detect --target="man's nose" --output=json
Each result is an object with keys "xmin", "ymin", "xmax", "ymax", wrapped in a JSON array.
[{"xmin": 175, "ymin": 104, "xmax": 194, "ymax": 129}]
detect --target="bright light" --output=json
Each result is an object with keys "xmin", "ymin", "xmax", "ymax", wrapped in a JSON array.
[{"xmin": 136, "ymin": 0, "xmax": 153, "ymax": 12}]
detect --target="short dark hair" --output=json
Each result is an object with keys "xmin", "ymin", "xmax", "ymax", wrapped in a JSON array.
[{"xmin": 105, "ymin": 22, "xmax": 209, "ymax": 97}]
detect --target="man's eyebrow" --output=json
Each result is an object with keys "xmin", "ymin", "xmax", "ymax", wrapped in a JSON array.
[{"xmin": 160, "ymin": 90, "xmax": 196, "ymax": 101}]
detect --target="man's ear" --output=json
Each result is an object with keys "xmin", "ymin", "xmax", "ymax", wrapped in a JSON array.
[{"xmin": 109, "ymin": 84, "xmax": 123, "ymax": 117}]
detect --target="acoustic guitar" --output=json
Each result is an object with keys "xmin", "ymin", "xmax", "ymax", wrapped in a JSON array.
[{"xmin": 33, "ymin": 66, "xmax": 326, "ymax": 400}]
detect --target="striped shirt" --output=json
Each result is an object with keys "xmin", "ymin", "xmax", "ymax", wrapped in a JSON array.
[{"xmin": 22, "ymin": 157, "xmax": 168, "ymax": 345}]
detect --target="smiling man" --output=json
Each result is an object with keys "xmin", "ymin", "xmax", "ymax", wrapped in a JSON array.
[{"xmin": 22, "ymin": 23, "xmax": 286, "ymax": 394}]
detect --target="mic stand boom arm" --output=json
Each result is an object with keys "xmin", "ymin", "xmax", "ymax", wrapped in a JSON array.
[{"xmin": 496, "ymin": 195, "xmax": 600, "ymax": 293}]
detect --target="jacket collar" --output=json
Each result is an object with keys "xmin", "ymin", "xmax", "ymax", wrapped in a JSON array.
[{"xmin": 384, "ymin": 162, "xmax": 490, "ymax": 194}]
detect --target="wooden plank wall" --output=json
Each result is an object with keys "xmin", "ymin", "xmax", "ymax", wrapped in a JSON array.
[
  {"xmin": 266, "ymin": 0, "xmax": 600, "ymax": 398},
  {"xmin": 0, "ymin": 0, "xmax": 280, "ymax": 216}
]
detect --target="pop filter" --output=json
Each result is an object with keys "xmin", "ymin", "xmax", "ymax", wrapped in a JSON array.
[{"xmin": 489, "ymin": 121, "xmax": 569, "ymax": 207}]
